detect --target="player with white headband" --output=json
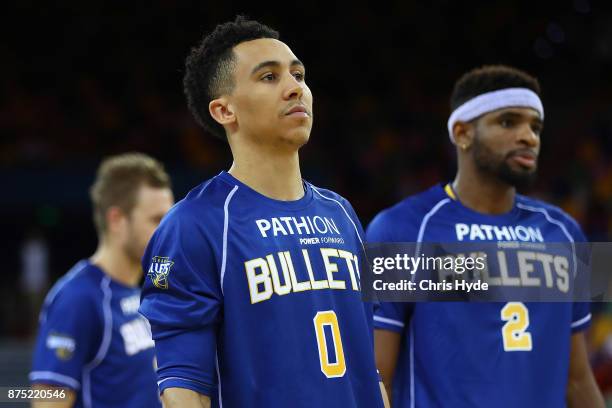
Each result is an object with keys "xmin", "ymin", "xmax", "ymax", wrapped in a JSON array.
[
  {"xmin": 447, "ymin": 87, "xmax": 544, "ymax": 144},
  {"xmin": 369, "ymin": 65, "xmax": 604, "ymax": 407},
  {"xmin": 444, "ymin": 82, "xmax": 545, "ymax": 191}
]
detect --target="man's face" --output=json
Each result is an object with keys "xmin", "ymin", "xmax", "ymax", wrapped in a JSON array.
[
  {"xmin": 122, "ymin": 185, "xmax": 174, "ymax": 263},
  {"xmin": 226, "ymin": 38, "xmax": 313, "ymax": 148},
  {"xmin": 471, "ymin": 107, "xmax": 543, "ymax": 189}
]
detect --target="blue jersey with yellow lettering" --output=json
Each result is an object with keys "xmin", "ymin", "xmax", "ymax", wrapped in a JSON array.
[
  {"xmin": 30, "ymin": 260, "xmax": 160, "ymax": 408},
  {"xmin": 367, "ymin": 184, "xmax": 591, "ymax": 408},
  {"xmin": 139, "ymin": 171, "xmax": 383, "ymax": 408}
]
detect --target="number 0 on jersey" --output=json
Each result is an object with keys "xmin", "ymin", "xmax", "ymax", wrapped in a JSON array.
[{"xmin": 313, "ymin": 310, "xmax": 346, "ymax": 378}]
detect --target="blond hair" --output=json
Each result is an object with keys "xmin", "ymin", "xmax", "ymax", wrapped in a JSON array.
[{"xmin": 89, "ymin": 152, "xmax": 171, "ymax": 236}]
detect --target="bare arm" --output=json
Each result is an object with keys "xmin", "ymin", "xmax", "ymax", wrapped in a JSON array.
[
  {"xmin": 567, "ymin": 332, "xmax": 605, "ymax": 408},
  {"xmin": 30, "ymin": 384, "xmax": 75, "ymax": 408},
  {"xmin": 375, "ymin": 329, "xmax": 402, "ymax": 405},
  {"xmin": 162, "ymin": 387, "xmax": 211, "ymax": 408}
]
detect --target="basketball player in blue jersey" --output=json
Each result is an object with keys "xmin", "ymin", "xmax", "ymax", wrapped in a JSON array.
[
  {"xmin": 369, "ymin": 65, "xmax": 604, "ymax": 408},
  {"xmin": 138, "ymin": 16, "xmax": 388, "ymax": 408},
  {"xmin": 30, "ymin": 153, "xmax": 174, "ymax": 407}
]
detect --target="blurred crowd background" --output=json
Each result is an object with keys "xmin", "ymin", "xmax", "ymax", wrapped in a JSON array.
[{"xmin": 2, "ymin": 0, "xmax": 612, "ymax": 400}]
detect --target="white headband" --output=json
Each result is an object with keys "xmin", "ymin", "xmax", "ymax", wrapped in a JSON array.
[{"xmin": 447, "ymin": 87, "xmax": 544, "ymax": 143}]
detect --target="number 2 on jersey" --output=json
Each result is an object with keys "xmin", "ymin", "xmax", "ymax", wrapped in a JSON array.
[
  {"xmin": 313, "ymin": 310, "xmax": 346, "ymax": 378},
  {"xmin": 501, "ymin": 302, "xmax": 533, "ymax": 351}
]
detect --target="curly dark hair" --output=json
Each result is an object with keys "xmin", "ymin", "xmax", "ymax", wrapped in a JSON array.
[
  {"xmin": 183, "ymin": 16, "xmax": 279, "ymax": 140},
  {"xmin": 450, "ymin": 65, "xmax": 541, "ymax": 111}
]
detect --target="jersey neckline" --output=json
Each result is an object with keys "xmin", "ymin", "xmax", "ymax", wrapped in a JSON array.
[
  {"xmin": 440, "ymin": 183, "xmax": 522, "ymax": 223},
  {"xmin": 218, "ymin": 171, "xmax": 314, "ymax": 211},
  {"xmin": 84, "ymin": 259, "xmax": 142, "ymax": 291}
]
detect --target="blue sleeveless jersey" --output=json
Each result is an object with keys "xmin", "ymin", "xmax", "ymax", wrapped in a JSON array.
[
  {"xmin": 139, "ymin": 171, "xmax": 383, "ymax": 408},
  {"xmin": 30, "ymin": 260, "xmax": 160, "ymax": 408},
  {"xmin": 367, "ymin": 184, "xmax": 591, "ymax": 408}
]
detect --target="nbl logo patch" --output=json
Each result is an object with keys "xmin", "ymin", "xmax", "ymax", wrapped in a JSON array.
[
  {"xmin": 46, "ymin": 332, "xmax": 76, "ymax": 361},
  {"xmin": 147, "ymin": 256, "xmax": 174, "ymax": 290}
]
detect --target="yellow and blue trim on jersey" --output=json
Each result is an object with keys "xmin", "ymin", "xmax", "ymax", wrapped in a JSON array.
[{"xmin": 444, "ymin": 183, "xmax": 457, "ymax": 200}]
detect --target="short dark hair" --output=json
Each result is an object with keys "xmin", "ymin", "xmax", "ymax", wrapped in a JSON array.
[
  {"xmin": 450, "ymin": 65, "xmax": 541, "ymax": 111},
  {"xmin": 183, "ymin": 16, "xmax": 279, "ymax": 140},
  {"xmin": 90, "ymin": 152, "xmax": 171, "ymax": 236}
]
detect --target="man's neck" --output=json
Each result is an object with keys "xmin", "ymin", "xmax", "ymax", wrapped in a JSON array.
[
  {"xmin": 228, "ymin": 140, "xmax": 304, "ymax": 201},
  {"xmin": 90, "ymin": 243, "xmax": 141, "ymax": 287},
  {"xmin": 453, "ymin": 170, "xmax": 516, "ymax": 215}
]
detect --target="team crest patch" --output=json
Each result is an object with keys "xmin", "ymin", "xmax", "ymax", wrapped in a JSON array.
[
  {"xmin": 46, "ymin": 332, "xmax": 76, "ymax": 361},
  {"xmin": 147, "ymin": 256, "xmax": 174, "ymax": 290}
]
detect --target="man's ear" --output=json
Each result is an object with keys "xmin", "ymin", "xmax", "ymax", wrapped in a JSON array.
[
  {"xmin": 209, "ymin": 97, "xmax": 236, "ymax": 126},
  {"xmin": 106, "ymin": 206, "xmax": 127, "ymax": 235},
  {"xmin": 452, "ymin": 121, "xmax": 475, "ymax": 150}
]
